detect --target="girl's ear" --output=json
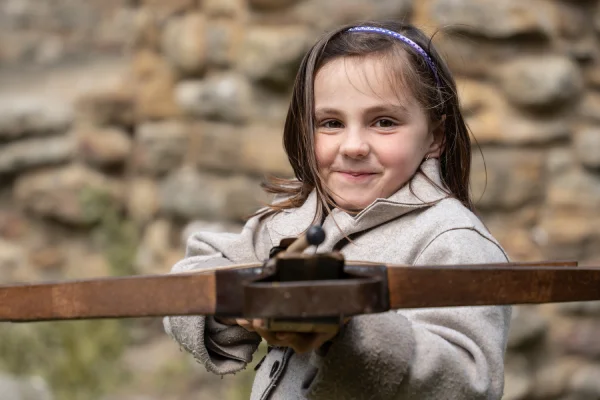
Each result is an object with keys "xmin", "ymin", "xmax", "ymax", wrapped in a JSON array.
[{"xmin": 428, "ymin": 114, "xmax": 446, "ymax": 158}]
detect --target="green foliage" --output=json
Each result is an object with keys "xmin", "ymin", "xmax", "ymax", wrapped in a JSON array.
[
  {"xmin": 79, "ymin": 186, "xmax": 139, "ymax": 276},
  {"xmin": 78, "ymin": 187, "xmax": 114, "ymax": 225},
  {"xmin": 94, "ymin": 205, "xmax": 139, "ymax": 276},
  {"xmin": 0, "ymin": 319, "xmax": 130, "ymax": 400},
  {"xmin": 0, "ymin": 187, "xmax": 142, "ymax": 399}
]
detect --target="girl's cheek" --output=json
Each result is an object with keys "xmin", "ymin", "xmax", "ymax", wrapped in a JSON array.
[
  {"xmin": 377, "ymin": 145, "xmax": 410, "ymax": 165},
  {"xmin": 315, "ymin": 136, "xmax": 337, "ymax": 167}
]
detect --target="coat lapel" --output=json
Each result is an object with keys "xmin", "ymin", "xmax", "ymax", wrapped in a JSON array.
[{"xmin": 265, "ymin": 158, "xmax": 449, "ymax": 250}]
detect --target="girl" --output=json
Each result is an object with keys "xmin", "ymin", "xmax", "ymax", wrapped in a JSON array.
[{"xmin": 164, "ymin": 20, "xmax": 511, "ymax": 400}]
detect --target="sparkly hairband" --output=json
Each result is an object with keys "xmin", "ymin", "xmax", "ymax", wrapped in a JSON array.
[{"xmin": 346, "ymin": 26, "xmax": 441, "ymax": 86}]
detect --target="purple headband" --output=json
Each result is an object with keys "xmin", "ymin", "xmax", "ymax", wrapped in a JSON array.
[{"xmin": 346, "ymin": 26, "xmax": 441, "ymax": 86}]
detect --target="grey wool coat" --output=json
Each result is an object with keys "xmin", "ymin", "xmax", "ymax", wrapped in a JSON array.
[{"xmin": 163, "ymin": 159, "xmax": 512, "ymax": 400}]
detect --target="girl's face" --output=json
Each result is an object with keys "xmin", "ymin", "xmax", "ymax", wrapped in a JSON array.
[{"xmin": 314, "ymin": 56, "xmax": 444, "ymax": 211}]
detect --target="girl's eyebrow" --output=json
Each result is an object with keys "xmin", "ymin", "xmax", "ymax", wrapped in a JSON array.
[
  {"xmin": 365, "ymin": 104, "xmax": 409, "ymax": 115},
  {"xmin": 315, "ymin": 104, "xmax": 409, "ymax": 117},
  {"xmin": 314, "ymin": 107, "xmax": 342, "ymax": 117}
]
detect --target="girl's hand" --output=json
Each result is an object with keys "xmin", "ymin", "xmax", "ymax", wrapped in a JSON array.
[
  {"xmin": 214, "ymin": 317, "xmax": 239, "ymax": 326},
  {"xmin": 235, "ymin": 319, "xmax": 341, "ymax": 354}
]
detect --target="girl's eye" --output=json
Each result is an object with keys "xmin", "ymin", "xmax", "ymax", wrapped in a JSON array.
[
  {"xmin": 374, "ymin": 118, "xmax": 397, "ymax": 128},
  {"xmin": 321, "ymin": 120, "xmax": 343, "ymax": 129}
]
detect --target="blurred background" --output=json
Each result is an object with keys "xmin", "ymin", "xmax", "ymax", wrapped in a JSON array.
[{"xmin": 0, "ymin": 0, "xmax": 600, "ymax": 399}]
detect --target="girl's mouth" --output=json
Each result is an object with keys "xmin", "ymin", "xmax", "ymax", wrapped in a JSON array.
[{"xmin": 337, "ymin": 171, "xmax": 377, "ymax": 181}]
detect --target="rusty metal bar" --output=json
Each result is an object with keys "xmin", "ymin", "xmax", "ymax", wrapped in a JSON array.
[
  {"xmin": 0, "ymin": 272, "xmax": 217, "ymax": 322},
  {"xmin": 387, "ymin": 264, "xmax": 600, "ymax": 309}
]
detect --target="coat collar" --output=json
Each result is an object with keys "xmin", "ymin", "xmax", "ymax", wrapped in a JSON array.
[{"xmin": 265, "ymin": 158, "xmax": 449, "ymax": 248}]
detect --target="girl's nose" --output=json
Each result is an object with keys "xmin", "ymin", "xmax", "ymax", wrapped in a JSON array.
[{"xmin": 340, "ymin": 128, "xmax": 370, "ymax": 159}]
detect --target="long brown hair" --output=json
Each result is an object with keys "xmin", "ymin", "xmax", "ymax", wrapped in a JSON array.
[{"xmin": 259, "ymin": 20, "xmax": 473, "ymax": 222}]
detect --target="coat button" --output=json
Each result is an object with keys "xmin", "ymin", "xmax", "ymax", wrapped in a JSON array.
[{"xmin": 269, "ymin": 360, "xmax": 281, "ymax": 378}]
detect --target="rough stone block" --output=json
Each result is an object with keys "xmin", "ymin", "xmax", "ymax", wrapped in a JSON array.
[
  {"xmin": 132, "ymin": 120, "xmax": 190, "ymax": 176},
  {"xmin": 291, "ymin": 0, "xmax": 413, "ymax": 31},
  {"xmin": 175, "ymin": 74, "xmax": 253, "ymax": 123},
  {"xmin": 140, "ymin": 0, "xmax": 198, "ymax": 21},
  {"xmin": 0, "ymin": 240, "xmax": 25, "ymax": 284},
  {"xmin": 579, "ymin": 91, "xmax": 600, "ymax": 124},
  {"xmin": 206, "ymin": 19, "xmax": 244, "ymax": 68},
  {"xmin": 13, "ymin": 165, "xmax": 124, "ymax": 225},
  {"xmin": 75, "ymin": 127, "xmax": 133, "ymax": 168},
  {"xmin": 471, "ymin": 148, "xmax": 545, "ymax": 210},
  {"xmin": 0, "ymin": 99, "xmax": 73, "ymax": 140},
  {"xmin": 569, "ymin": 364, "xmax": 600, "ymax": 397},
  {"xmin": 238, "ymin": 25, "xmax": 312, "ymax": 90},
  {"xmin": 458, "ymin": 79, "xmax": 571, "ymax": 144},
  {"xmin": 131, "ymin": 50, "xmax": 182, "ymax": 121},
  {"xmin": 0, "ymin": 135, "xmax": 75, "ymax": 175},
  {"xmin": 507, "ymin": 306, "xmax": 548, "ymax": 349},
  {"xmin": 430, "ymin": 0, "xmax": 556, "ymax": 39},
  {"xmin": 158, "ymin": 167, "xmax": 267, "ymax": 221},
  {"xmin": 497, "ymin": 55, "xmax": 583, "ymax": 110},
  {"xmin": 75, "ymin": 90, "xmax": 135, "ymax": 127},
  {"xmin": 161, "ymin": 12, "xmax": 207, "ymax": 76},
  {"xmin": 191, "ymin": 122, "xmax": 292, "ymax": 177},
  {"xmin": 203, "ymin": 0, "xmax": 247, "ymax": 18},
  {"xmin": 126, "ymin": 178, "xmax": 160, "ymax": 225},
  {"xmin": 574, "ymin": 126, "xmax": 600, "ymax": 169}
]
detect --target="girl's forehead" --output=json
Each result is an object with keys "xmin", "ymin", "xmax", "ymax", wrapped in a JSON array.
[{"xmin": 314, "ymin": 56, "xmax": 415, "ymax": 108}]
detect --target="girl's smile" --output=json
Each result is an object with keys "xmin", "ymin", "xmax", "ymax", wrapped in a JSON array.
[{"xmin": 335, "ymin": 171, "xmax": 379, "ymax": 183}]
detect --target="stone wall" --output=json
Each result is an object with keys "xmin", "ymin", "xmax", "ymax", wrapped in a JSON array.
[
  {"xmin": 0, "ymin": 0, "xmax": 137, "ymax": 70},
  {"xmin": 1, "ymin": 0, "xmax": 600, "ymax": 399}
]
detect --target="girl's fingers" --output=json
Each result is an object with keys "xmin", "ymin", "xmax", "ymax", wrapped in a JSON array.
[
  {"xmin": 254, "ymin": 327, "xmax": 283, "ymax": 345},
  {"xmin": 251, "ymin": 319, "xmax": 267, "ymax": 330},
  {"xmin": 237, "ymin": 319, "xmax": 271, "ymax": 333},
  {"xmin": 253, "ymin": 325, "xmax": 303, "ymax": 348},
  {"xmin": 219, "ymin": 317, "xmax": 348, "ymax": 351},
  {"xmin": 214, "ymin": 317, "xmax": 238, "ymax": 326},
  {"xmin": 275, "ymin": 332, "xmax": 292, "ymax": 340},
  {"xmin": 235, "ymin": 318, "xmax": 256, "ymax": 331},
  {"xmin": 242, "ymin": 320, "xmax": 342, "ymax": 352},
  {"xmin": 253, "ymin": 330, "xmax": 339, "ymax": 353}
]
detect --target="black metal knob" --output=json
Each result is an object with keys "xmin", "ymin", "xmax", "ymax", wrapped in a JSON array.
[{"xmin": 306, "ymin": 225, "xmax": 326, "ymax": 246}]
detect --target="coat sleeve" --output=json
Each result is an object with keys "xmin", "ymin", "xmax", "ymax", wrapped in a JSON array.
[
  {"xmin": 303, "ymin": 228, "xmax": 512, "ymax": 400},
  {"xmin": 163, "ymin": 218, "xmax": 268, "ymax": 376}
]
